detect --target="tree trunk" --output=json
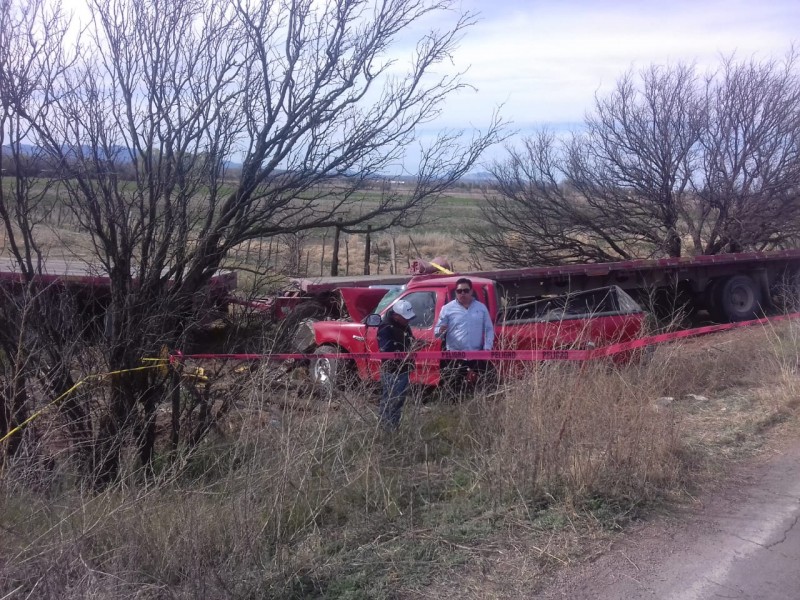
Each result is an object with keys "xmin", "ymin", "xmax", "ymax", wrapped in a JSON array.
[
  {"xmin": 52, "ymin": 368, "xmax": 93, "ymax": 473},
  {"xmin": 320, "ymin": 231, "xmax": 327, "ymax": 276},
  {"xmin": 667, "ymin": 229, "xmax": 682, "ymax": 258},
  {"xmin": 137, "ymin": 380, "xmax": 159, "ymax": 478},
  {"xmin": 345, "ymin": 235, "xmax": 350, "ymax": 275},
  {"xmin": 1, "ymin": 376, "xmax": 29, "ymax": 458},
  {"xmin": 171, "ymin": 369, "xmax": 181, "ymax": 450}
]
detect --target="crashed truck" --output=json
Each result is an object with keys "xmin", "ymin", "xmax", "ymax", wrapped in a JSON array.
[{"xmin": 240, "ymin": 249, "xmax": 800, "ymax": 389}]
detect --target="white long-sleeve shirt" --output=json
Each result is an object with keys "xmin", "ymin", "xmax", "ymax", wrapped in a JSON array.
[{"xmin": 434, "ymin": 299, "xmax": 494, "ymax": 351}]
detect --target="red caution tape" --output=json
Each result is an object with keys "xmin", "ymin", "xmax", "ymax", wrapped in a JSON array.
[{"xmin": 172, "ymin": 312, "xmax": 800, "ymax": 364}]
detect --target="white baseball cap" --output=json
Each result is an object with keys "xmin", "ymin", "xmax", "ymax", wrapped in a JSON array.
[{"xmin": 391, "ymin": 299, "xmax": 416, "ymax": 320}]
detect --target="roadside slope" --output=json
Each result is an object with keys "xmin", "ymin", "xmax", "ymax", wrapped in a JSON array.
[{"xmin": 537, "ymin": 433, "xmax": 800, "ymax": 600}]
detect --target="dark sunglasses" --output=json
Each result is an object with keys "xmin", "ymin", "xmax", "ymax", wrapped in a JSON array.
[{"xmin": 455, "ymin": 288, "xmax": 471, "ymax": 294}]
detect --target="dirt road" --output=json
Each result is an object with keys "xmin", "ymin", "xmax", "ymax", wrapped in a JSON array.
[{"xmin": 537, "ymin": 438, "xmax": 800, "ymax": 599}]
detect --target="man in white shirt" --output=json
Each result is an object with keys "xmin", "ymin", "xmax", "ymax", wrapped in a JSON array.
[
  {"xmin": 435, "ymin": 278, "xmax": 494, "ymax": 350},
  {"xmin": 434, "ymin": 278, "xmax": 494, "ymax": 395}
]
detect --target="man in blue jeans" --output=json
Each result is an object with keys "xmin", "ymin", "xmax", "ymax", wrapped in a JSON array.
[{"xmin": 377, "ymin": 300, "xmax": 417, "ymax": 430}]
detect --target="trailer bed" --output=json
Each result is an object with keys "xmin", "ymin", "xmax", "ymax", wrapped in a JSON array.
[
  {"xmin": 0, "ymin": 256, "xmax": 237, "ymax": 292},
  {"xmin": 292, "ymin": 250, "xmax": 800, "ymax": 298}
]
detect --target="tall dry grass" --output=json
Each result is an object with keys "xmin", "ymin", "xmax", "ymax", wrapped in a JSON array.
[{"xmin": 2, "ymin": 322, "xmax": 799, "ymax": 598}]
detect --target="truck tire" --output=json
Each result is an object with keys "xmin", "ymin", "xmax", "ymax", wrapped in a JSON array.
[
  {"xmin": 309, "ymin": 344, "xmax": 347, "ymax": 396},
  {"xmin": 713, "ymin": 275, "xmax": 763, "ymax": 322}
]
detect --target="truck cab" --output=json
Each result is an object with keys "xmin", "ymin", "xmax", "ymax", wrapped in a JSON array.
[{"xmin": 310, "ymin": 276, "xmax": 496, "ymax": 387}]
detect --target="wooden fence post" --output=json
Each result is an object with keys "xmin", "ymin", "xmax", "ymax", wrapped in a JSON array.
[
  {"xmin": 363, "ymin": 225, "xmax": 372, "ymax": 275},
  {"xmin": 330, "ymin": 217, "xmax": 342, "ymax": 276}
]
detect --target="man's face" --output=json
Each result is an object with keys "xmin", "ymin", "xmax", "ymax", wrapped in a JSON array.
[
  {"xmin": 455, "ymin": 284, "xmax": 473, "ymax": 306},
  {"xmin": 393, "ymin": 312, "xmax": 411, "ymax": 326}
]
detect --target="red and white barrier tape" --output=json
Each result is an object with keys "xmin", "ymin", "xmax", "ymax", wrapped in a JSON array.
[{"xmin": 171, "ymin": 312, "xmax": 800, "ymax": 364}]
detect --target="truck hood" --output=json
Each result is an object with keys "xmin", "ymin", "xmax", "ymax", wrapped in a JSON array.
[{"xmin": 339, "ymin": 287, "xmax": 389, "ymax": 322}]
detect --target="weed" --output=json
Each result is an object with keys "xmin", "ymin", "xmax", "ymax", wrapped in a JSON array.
[{"xmin": 1, "ymin": 323, "xmax": 799, "ymax": 598}]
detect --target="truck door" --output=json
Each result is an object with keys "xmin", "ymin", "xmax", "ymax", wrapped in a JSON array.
[{"xmin": 365, "ymin": 290, "xmax": 443, "ymax": 385}]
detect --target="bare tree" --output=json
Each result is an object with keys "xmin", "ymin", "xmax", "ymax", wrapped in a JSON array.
[
  {"xmin": 469, "ymin": 64, "xmax": 703, "ymax": 266},
  {"xmin": 690, "ymin": 52, "xmax": 800, "ymax": 254},
  {"xmin": 470, "ymin": 54, "xmax": 800, "ymax": 267},
  {"xmin": 467, "ymin": 130, "xmax": 641, "ymax": 266},
  {"xmin": 2, "ymin": 0, "xmax": 502, "ymax": 481},
  {"xmin": 0, "ymin": 0, "xmax": 95, "ymax": 466}
]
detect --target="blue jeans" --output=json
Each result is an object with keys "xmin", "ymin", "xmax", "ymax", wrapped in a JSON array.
[{"xmin": 380, "ymin": 371, "xmax": 410, "ymax": 430}]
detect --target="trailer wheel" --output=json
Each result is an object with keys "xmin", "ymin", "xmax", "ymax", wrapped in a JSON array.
[{"xmin": 713, "ymin": 275, "xmax": 763, "ymax": 322}]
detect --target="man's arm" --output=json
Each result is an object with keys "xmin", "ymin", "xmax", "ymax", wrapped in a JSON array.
[
  {"xmin": 482, "ymin": 304, "xmax": 495, "ymax": 350},
  {"xmin": 434, "ymin": 302, "xmax": 450, "ymax": 339},
  {"xmin": 377, "ymin": 324, "xmax": 394, "ymax": 352}
]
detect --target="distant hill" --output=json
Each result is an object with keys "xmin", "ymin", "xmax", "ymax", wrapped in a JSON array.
[
  {"xmin": 2, "ymin": 146, "xmax": 490, "ymax": 184},
  {"xmin": 458, "ymin": 171, "xmax": 496, "ymax": 184}
]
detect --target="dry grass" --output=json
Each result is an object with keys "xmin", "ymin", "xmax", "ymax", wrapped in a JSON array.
[
  {"xmin": 3, "ymin": 180, "xmax": 798, "ymax": 598},
  {"xmin": 2, "ymin": 320, "xmax": 799, "ymax": 598}
]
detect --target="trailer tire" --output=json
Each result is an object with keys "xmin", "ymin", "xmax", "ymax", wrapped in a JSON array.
[{"xmin": 713, "ymin": 275, "xmax": 763, "ymax": 322}]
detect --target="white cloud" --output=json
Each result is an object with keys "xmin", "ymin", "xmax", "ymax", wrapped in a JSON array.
[
  {"xmin": 53, "ymin": 0, "xmax": 800, "ymax": 169},
  {"xmin": 434, "ymin": 0, "xmax": 800, "ymax": 134}
]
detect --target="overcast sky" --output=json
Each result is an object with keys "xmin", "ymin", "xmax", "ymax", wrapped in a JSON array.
[
  {"xmin": 421, "ymin": 0, "xmax": 799, "ymax": 162},
  {"xmin": 58, "ymin": 0, "xmax": 799, "ymax": 172}
]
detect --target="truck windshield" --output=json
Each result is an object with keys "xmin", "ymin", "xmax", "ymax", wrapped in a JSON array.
[{"xmin": 373, "ymin": 286, "xmax": 405, "ymax": 314}]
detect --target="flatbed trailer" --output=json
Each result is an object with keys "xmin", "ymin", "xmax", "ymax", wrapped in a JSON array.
[
  {"xmin": 253, "ymin": 249, "xmax": 800, "ymax": 324},
  {"xmin": 0, "ymin": 256, "xmax": 238, "ymax": 311}
]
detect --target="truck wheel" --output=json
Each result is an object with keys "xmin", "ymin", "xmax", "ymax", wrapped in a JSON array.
[
  {"xmin": 713, "ymin": 275, "xmax": 763, "ymax": 322},
  {"xmin": 309, "ymin": 344, "xmax": 343, "ymax": 396}
]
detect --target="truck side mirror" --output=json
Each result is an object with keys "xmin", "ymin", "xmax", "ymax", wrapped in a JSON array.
[{"xmin": 364, "ymin": 313, "xmax": 382, "ymax": 327}]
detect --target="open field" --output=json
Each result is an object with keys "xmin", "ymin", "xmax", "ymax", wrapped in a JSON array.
[
  {"xmin": 223, "ymin": 189, "xmax": 487, "ymax": 283},
  {"xmin": 0, "ymin": 179, "xmax": 486, "ymax": 284},
  {"xmin": 2, "ymin": 321, "xmax": 799, "ymax": 598}
]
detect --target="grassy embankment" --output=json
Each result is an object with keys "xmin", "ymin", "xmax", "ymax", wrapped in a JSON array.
[{"xmin": 2, "ymin": 320, "xmax": 799, "ymax": 599}]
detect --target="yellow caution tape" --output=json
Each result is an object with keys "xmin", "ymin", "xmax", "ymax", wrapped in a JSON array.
[
  {"xmin": 183, "ymin": 366, "xmax": 208, "ymax": 382},
  {"xmin": 142, "ymin": 347, "xmax": 171, "ymax": 376},
  {"xmin": 429, "ymin": 261, "xmax": 454, "ymax": 275},
  {"xmin": 0, "ymin": 363, "xmax": 165, "ymax": 445}
]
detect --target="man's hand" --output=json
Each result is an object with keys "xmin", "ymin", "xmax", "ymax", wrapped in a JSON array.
[{"xmin": 435, "ymin": 324, "xmax": 448, "ymax": 338}]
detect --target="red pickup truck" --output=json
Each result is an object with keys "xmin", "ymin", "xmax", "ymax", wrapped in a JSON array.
[{"xmin": 306, "ymin": 275, "xmax": 645, "ymax": 390}]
